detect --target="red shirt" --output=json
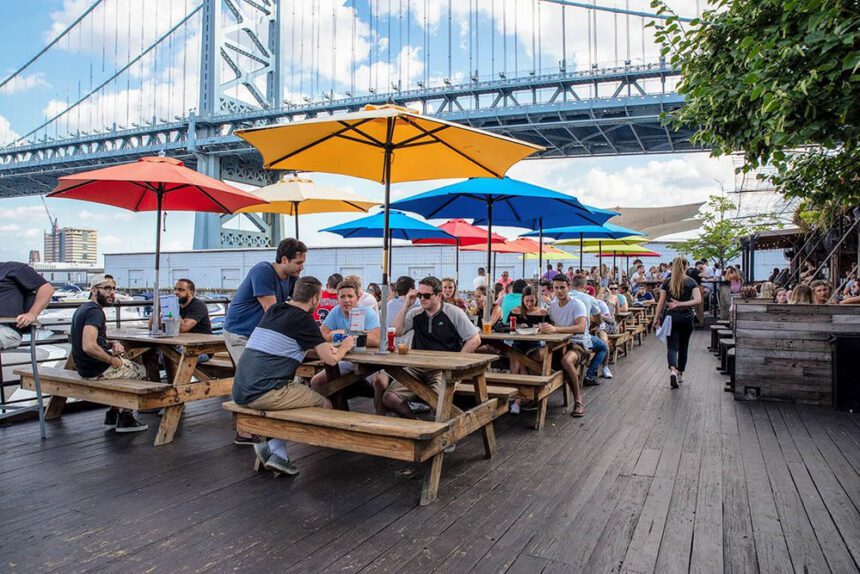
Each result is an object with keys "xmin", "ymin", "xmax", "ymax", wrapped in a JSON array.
[{"xmin": 314, "ymin": 289, "xmax": 339, "ymax": 323}]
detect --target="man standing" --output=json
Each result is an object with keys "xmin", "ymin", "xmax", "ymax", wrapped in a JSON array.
[
  {"xmin": 231, "ymin": 276, "xmax": 355, "ymax": 476},
  {"xmin": 313, "ymin": 273, "xmax": 342, "ymax": 324},
  {"xmin": 311, "ymin": 280, "xmax": 389, "ymax": 414},
  {"xmin": 388, "ymin": 276, "xmax": 481, "ymax": 419},
  {"xmin": 569, "ymin": 275, "xmax": 609, "ymax": 386},
  {"xmin": 70, "ymin": 274, "xmax": 148, "ymax": 432},
  {"xmin": 223, "ymin": 238, "xmax": 307, "ymax": 364},
  {"xmin": 538, "ymin": 275, "xmax": 587, "ymax": 417},
  {"xmin": 174, "ymin": 278, "xmax": 211, "ymax": 334},
  {"xmin": 0, "ymin": 261, "xmax": 54, "ymax": 350},
  {"xmin": 472, "ymin": 267, "xmax": 487, "ymax": 290},
  {"xmin": 497, "ymin": 270, "xmax": 513, "ymax": 290},
  {"xmin": 542, "ymin": 263, "xmax": 558, "ymax": 281}
]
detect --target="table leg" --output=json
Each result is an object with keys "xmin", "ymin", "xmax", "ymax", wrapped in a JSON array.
[
  {"xmin": 154, "ymin": 404, "xmax": 183, "ymax": 446},
  {"xmin": 45, "ymin": 395, "xmax": 67, "ymax": 420},
  {"xmin": 471, "ymin": 372, "xmax": 496, "ymax": 459},
  {"xmin": 535, "ymin": 398, "xmax": 549, "ymax": 431},
  {"xmin": 420, "ymin": 451, "xmax": 445, "ymax": 506}
]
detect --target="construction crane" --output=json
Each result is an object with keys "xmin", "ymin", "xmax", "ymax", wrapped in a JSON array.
[{"xmin": 40, "ymin": 194, "xmax": 59, "ymax": 262}]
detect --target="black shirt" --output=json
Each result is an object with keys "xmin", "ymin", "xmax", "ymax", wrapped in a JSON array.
[
  {"xmin": 180, "ymin": 297, "xmax": 212, "ymax": 335},
  {"xmin": 0, "ymin": 262, "xmax": 48, "ymax": 330},
  {"xmin": 686, "ymin": 267, "xmax": 702, "ymax": 285},
  {"xmin": 70, "ymin": 302, "xmax": 111, "ymax": 378},
  {"xmin": 232, "ymin": 303, "xmax": 326, "ymax": 405},
  {"xmin": 661, "ymin": 277, "xmax": 699, "ymax": 318},
  {"xmin": 404, "ymin": 303, "xmax": 479, "ymax": 353}
]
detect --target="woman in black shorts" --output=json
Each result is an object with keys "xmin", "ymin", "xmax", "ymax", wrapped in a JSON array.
[{"xmin": 653, "ymin": 257, "xmax": 702, "ymax": 389}]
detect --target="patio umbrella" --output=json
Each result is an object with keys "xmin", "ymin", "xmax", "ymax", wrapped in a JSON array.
[
  {"xmin": 532, "ymin": 223, "xmax": 645, "ymax": 274},
  {"xmin": 461, "ymin": 239, "xmax": 537, "ymax": 281},
  {"xmin": 582, "ymin": 243, "xmax": 658, "ymax": 278},
  {"xmin": 48, "ymin": 156, "xmax": 267, "ymax": 334},
  {"xmin": 236, "ymin": 104, "xmax": 543, "ymax": 351},
  {"xmin": 320, "ymin": 210, "xmax": 455, "ymax": 276},
  {"xmin": 412, "ymin": 219, "xmax": 507, "ymax": 284},
  {"xmin": 236, "ymin": 176, "xmax": 379, "ymax": 239},
  {"xmin": 391, "ymin": 177, "xmax": 608, "ymax": 325}
]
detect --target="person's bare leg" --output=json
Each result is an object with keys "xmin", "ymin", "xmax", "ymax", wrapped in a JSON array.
[
  {"xmin": 560, "ymin": 351, "xmax": 584, "ymax": 415},
  {"xmin": 371, "ymin": 374, "xmax": 388, "ymax": 415},
  {"xmin": 309, "ymin": 370, "xmax": 328, "ymax": 394}
]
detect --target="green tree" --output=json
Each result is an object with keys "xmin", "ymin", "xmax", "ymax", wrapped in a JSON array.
[
  {"xmin": 649, "ymin": 0, "xmax": 860, "ymax": 211},
  {"xmin": 675, "ymin": 194, "xmax": 775, "ymax": 268}
]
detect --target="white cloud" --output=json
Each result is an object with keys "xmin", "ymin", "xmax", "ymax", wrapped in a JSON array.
[
  {"xmin": 0, "ymin": 205, "xmax": 44, "ymax": 220},
  {"xmin": 0, "ymin": 114, "xmax": 19, "ymax": 146},
  {"xmin": 76, "ymin": 209, "xmax": 134, "ymax": 222},
  {"xmin": 0, "ymin": 73, "xmax": 49, "ymax": 95},
  {"xmin": 0, "ymin": 224, "xmax": 20, "ymax": 232},
  {"xmin": 23, "ymin": 228, "xmax": 43, "ymax": 238}
]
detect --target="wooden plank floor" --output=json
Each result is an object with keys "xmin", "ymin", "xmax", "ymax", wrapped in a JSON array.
[{"xmin": 1, "ymin": 331, "xmax": 859, "ymax": 573}]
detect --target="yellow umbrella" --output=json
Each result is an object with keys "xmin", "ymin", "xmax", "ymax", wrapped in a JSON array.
[
  {"xmin": 236, "ymin": 104, "xmax": 543, "ymax": 351},
  {"xmin": 555, "ymin": 235, "xmax": 644, "ymax": 247},
  {"xmin": 237, "ymin": 176, "xmax": 379, "ymax": 239},
  {"xmin": 582, "ymin": 243, "xmax": 651, "ymax": 254},
  {"xmin": 520, "ymin": 250, "xmax": 578, "ymax": 260}
]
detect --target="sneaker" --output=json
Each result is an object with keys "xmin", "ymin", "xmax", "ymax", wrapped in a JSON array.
[
  {"xmin": 265, "ymin": 453, "xmax": 299, "ymax": 476},
  {"xmin": 444, "ymin": 444, "xmax": 457, "ymax": 454},
  {"xmin": 677, "ymin": 372, "xmax": 685, "ymax": 384},
  {"xmin": 115, "ymin": 411, "xmax": 149, "ymax": 433},
  {"xmin": 510, "ymin": 401, "xmax": 521, "ymax": 415},
  {"xmin": 583, "ymin": 376, "xmax": 601, "ymax": 387},
  {"xmin": 670, "ymin": 373, "xmax": 679, "ymax": 389},
  {"xmin": 407, "ymin": 401, "xmax": 431, "ymax": 414},
  {"xmin": 601, "ymin": 366, "xmax": 613, "ymax": 379},
  {"xmin": 103, "ymin": 408, "xmax": 119, "ymax": 429},
  {"xmin": 234, "ymin": 432, "xmax": 263, "ymax": 446},
  {"xmin": 253, "ymin": 441, "xmax": 271, "ymax": 468}
]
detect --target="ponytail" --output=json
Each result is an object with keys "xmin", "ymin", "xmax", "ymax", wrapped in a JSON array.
[{"xmin": 669, "ymin": 256, "xmax": 688, "ymax": 299}]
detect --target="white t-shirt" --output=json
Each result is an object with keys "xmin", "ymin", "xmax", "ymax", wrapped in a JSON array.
[
  {"xmin": 358, "ymin": 291, "xmax": 379, "ymax": 309},
  {"xmin": 596, "ymin": 299, "xmax": 612, "ymax": 331},
  {"xmin": 472, "ymin": 275, "xmax": 487, "ymax": 289},
  {"xmin": 548, "ymin": 297, "xmax": 589, "ymax": 348}
]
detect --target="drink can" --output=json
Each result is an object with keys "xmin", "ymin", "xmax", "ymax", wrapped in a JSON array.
[
  {"xmin": 332, "ymin": 332, "xmax": 345, "ymax": 345},
  {"xmin": 510, "ymin": 315, "xmax": 517, "ymax": 332}
]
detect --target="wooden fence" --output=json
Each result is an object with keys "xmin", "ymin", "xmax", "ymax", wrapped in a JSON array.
[{"xmin": 733, "ymin": 302, "xmax": 860, "ymax": 406}]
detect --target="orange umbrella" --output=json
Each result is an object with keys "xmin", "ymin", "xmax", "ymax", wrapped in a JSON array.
[
  {"xmin": 412, "ymin": 219, "xmax": 507, "ymax": 283},
  {"xmin": 49, "ymin": 156, "xmax": 267, "ymax": 333}
]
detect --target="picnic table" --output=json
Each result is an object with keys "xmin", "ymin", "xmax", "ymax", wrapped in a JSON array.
[
  {"xmin": 479, "ymin": 332, "xmax": 571, "ymax": 429},
  {"xmin": 246, "ymin": 349, "xmax": 500, "ymax": 504}
]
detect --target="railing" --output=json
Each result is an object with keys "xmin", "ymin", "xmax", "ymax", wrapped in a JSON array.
[{"xmin": 0, "ymin": 297, "xmax": 230, "ymax": 414}]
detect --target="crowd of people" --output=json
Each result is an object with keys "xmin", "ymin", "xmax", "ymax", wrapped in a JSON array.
[{"xmin": 4, "ymin": 239, "xmax": 860, "ymax": 474}]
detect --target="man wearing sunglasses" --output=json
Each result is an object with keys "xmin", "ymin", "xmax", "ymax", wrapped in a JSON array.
[
  {"xmin": 70, "ymin": 274, "xmax": 149, "ymax": 433},
  {"xmin": 387, "ymin": 276, "xmax": 481, "ymax": 419}
]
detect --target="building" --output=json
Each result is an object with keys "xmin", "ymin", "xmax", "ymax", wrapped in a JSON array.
[
  {"xmin": 103, "ymin": 242, "xmax": 789, "ymax": 293},
  {"xmin": 43, "ymin": 227, "xmax": 98, "ymax": 264},
  {"xmin": 31, "ymin": 262, "xmax": 103, "ymax": 286}
]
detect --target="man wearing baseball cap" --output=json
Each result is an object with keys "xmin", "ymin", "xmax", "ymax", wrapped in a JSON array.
[{"xmin": 69, "ymin": 274, "xmax": 149, "ymax": 432}]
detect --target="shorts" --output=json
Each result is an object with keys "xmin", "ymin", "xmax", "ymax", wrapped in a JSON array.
[
  {"xmin": 245, "ymin": 382, "xmax": 327, "ymax": 411},
  {"xmin": 223, "ymin": 331, "xmax": 249, "ymax": 365},
  {"xmin": 0, "ymin": 324, "xmax": 22, "ymax": 350},
  {"xmin": 384, "ymin": 368, "xmax": 443, "ymax": 403},
  {"xmin": 332, "ymin": 361, "xmax": 385, "ymax": 399}
]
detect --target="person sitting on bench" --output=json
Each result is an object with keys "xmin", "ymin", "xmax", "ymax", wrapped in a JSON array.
[
  {"xmin": 388, "ymin": 276, "xmax": 481, "ymax": 420},
  {"xmin": 232, "ymin": 276, "xmax": 355, "ymax": 476},
  {"xmin": 0, "ymin": 260, "xmax": 54, "ymax": 350},
  {"xmin": 70, "ymin": 274, "xmax": 149, "ymax": 433}
]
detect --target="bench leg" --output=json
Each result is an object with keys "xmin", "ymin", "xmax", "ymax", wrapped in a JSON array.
[
  {"xmin": 420, "ymin": 452, "xmax": 444, "ymax": 506},
  {"xmin": 534, "ymin": 398, "xmax": 548, "ymax": 431},
  {"xmin": 470, "ymin": 373, "xmax": 496, "ymax": 459},
  {"xmin": 45, "ymin": 395, "xmax": 67, "ymax": 420},
  {"xmin": 154, "ymin": 404, "xmax": 183, "ymax": 446}
]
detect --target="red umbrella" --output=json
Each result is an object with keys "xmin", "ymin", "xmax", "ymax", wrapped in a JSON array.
[
  {"xmin": 412, "ymin": 219, "xmax": 506, "ymax": 283},
  {"xmin": 49, "ymin": 156, "xmax": 267, "ymax": 334}
]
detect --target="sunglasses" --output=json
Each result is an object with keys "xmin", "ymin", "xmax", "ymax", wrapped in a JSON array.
[
  {"xmin": 417, "ymin": 292, "xmax": 437, "ymax": 300},
  {"xmin": 609, "ymin": 286, "xmax": 618, "ymax": 290}
]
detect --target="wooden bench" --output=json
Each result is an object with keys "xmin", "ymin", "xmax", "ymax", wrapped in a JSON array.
[
  {"xmin": 485, "ymin": 371, "xmax": 563, "ymax": 431},
  {"xmin": 455, "ymin": 383, "xmax": 517, "ymax": 416},
  {"xmin": 608, "ymin": 332, "xmax": 631, "ymax": 363},
  {"xmin": 15, "ymin": 366, "xmax": 232, "ymax": 446},
  {"xmin": 627, "ymin": 323, "xmax": 645, "ymax": 346},
  {"xmin": 224, "ymin": 400, "xmax": 493, "ymax": 505}
]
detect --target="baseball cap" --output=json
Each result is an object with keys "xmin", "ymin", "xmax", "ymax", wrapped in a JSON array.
[{"xmin": 89, "ymin": 273, "xmax": 114, "ymax": 289}]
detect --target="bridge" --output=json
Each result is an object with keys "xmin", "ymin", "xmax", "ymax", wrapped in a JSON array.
[{"xmin": 0, "ymin": 0, "xmax": 700, "ymax": 248}]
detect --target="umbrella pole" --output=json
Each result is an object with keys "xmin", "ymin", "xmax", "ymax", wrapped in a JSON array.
[
  {"xmin": 598, "ymin": 241, "xmax": 603, "ymax": 284},
  {"xmin": 379, "ymin": 124, "xmax": 394, "ymax": 353},
  {"xmin": 613, "ymin": 251, "xmax": 617, "ymax": 281},
  {"xmin": 151, "ymin": 190, "xmax": 163, "ymax": 336},
  {"xmin": 484, "ymin": 201, "xmax": 493, "ymax": 327},
  {"xmin": 538, "ymin": 218, "xmax": 543, "ymax": 282},
  {"xmin": 294, "ymin": 201, "xmax": 300, "ymax": 239},
  {"xmin": 579, "ymin": 233, "xmax": 584, "ymax": 273},
  {"xmin": 455, "ymin": 237, "xmax": 460, "ymax": 286}
]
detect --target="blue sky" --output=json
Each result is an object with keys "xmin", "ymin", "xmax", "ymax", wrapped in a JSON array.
[{"xmin": 0, "ymin": 1, "xmax": 730, "ymax": 264}]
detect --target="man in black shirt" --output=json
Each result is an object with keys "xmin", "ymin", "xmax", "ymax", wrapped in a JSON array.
[
  {"xmin": 232, "ymin": 276, "xmax": 355, "ymax": 476},
  {"xmin": 70, "ymin": 274, "xmax": 148, "ymax": 432},
  {"xmin": 0, "ymin": 261, "xmax": 54, "ymax": 349},
  {"xmin": 388, "ymin": 276, "xmax": 481, "ymax": 419},
  {"xmin": 174, "ymin": 278, "xmax": 212, "ymax": 334}
]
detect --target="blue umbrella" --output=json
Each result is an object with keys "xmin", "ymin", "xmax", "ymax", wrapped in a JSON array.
[
  {"xmin": 321, "ymin": 210, "xmax": 454, "ymax": 276},
  {"xmin": 523, "ymin": 222, "xmax": 645, "ymax": 276},
  {"xmin": 391, "ymin": 177, "xmax": 610, "ymax": 322}
]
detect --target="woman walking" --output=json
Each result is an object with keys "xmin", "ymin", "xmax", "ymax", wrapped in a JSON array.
[{"xmin": 653, "ymin": 257, "xmax": 702, "ymax": 389}]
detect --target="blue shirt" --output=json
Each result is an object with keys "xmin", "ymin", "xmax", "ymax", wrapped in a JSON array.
[
  {"xmin": 224, "ymin": 261, "xmax": 295, "ymax": 337},
  {"xmin": 501, "ymin": 293, "xmax": 522, "ymax": 323},
  {"xmin": 322, "ymin": 304, "xmax": 381, "ymax": 333}
]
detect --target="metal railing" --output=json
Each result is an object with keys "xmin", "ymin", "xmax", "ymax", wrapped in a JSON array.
[{"xmin": 0, "ymin": 297, "xmax": 230, "ymax": 414}]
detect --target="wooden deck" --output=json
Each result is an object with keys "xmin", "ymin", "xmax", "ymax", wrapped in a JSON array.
[{"xmin": 1, "ymin": 331, "xmax": 859, "ymax": 573}]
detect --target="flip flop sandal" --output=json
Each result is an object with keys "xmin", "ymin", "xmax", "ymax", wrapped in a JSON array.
[{"xmin": 571, "ymin": 402, "xmax": 585, "ymax": 418}]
